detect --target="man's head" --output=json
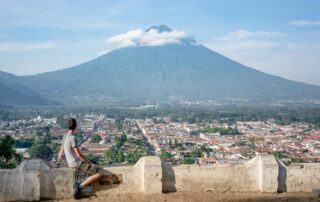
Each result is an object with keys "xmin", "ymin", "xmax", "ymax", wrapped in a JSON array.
[{"xmin": 68, "ymin": 118, "xmax": 77, "ymax": 131}]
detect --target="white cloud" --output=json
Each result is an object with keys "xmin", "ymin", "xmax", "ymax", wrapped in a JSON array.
[
  {"xmin": 207, "ymin": 29, "xmax": 284, "ymax": 53},
  {"xmin": 106, "ymin": 28, "xmax": 190, "ymax": 50},
  {"xmin": 289, "ymin": 20, "xmax": 320, "ymax": 26},
  {"xmin": 0, "ymin": 41, "xmax": 57, "ymax": 52},
  {"xmin": 217, "ymin": 29, "xmax": 284, "ymax": 41},
  {"xmin": 209, "ymin": 39, "xmax": 278, "ymax": 52}
]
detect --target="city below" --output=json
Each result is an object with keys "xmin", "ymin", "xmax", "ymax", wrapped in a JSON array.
[{"xmin": 1, "ymin": 111, "xmax": 319, "ymax": 168}]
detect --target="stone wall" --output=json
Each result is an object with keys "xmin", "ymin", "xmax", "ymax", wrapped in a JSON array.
[
  {"xmin": 162, "ymin": 155, "xmax": 286, "ymax": 193},
  {"xmin": 287, "ymin": 163, "xmax": 320, "ymax": 192},
  {"xmin": 0, "ymin": 160, "xmax": 48, "ymax": 201},
  {"xmin": 164, "ymin": 156, "xmax": 261, "ymax": 193},
  {"xmin": 0, "ymin": 156, "xmax": 162, "ymax": 201},
  {"xmin": 101, "ymin": 156, "xmax": 162, "ymax": 196},
  {"xmin": 0, "ymin": 155, "xmax": 319, "ymax": 201}
]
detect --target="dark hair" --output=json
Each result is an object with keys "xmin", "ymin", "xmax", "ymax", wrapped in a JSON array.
[{"xmin": 68, "ymin": 118, "xmax": 77, "ymax": 130}]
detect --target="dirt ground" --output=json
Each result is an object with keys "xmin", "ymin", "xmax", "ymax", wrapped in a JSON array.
[{"xmin": 48, "ymin": 192, "xmax": 320, "ymax": 202}]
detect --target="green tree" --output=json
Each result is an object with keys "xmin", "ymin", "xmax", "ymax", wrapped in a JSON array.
[
  {"xmin": 43, "ymin": 134, "xmax": 51, "ymax": 144},
  {"xmin": 126, "ymin": 151, "xmax": 144, "ymax": 164},
  {"xmin": 48, "ymin": 143, "xmax": 60, "ymax": 153},
  {"xmin": 160, "ymin": 149, "xmax": 172, "ymax": 160},
  {"xmin": 43, "ymin": 126, "xmax": 50, "ymax": 135},
  {"xmin": 75, "ymin": 133, "xmax": 84, "ymax": 144},
  {"xmin": 104, "ymin": 147, "xmax": 118, "ymax": 163},
  {"xmin": 0, "ymin": 136, "xmax": 16, "ymax": 162},
  {"xmin": 272, "ymin": 151, "xmax": 286, "ymax": 159},
  {"xmin": 115, "ymin": 134, "xmax": 127, "ymax": 149},
  {"xmin": 0, "ymin": 136, "xmax": 23, "ymax": 168},
  {"xmin": 86, "ymin": 153, "xmax": 99, "ymax": 164},
  {"xmin": 29, "ymin": 144, "xmax": 53, "ymax": 161},
  {"xmin": 181, "ymin": 157, "xmax": 195, "ymax": 164},
  {"xmin": 191, "ymin": 149, "xmax": 202, "ymax": 158},
  {"xmin": 33, "ymin": 136, "xmax": 46, "ymax": 145},
  {"xmin": 291, "ymin": 158, "xmax": 303, "ymax": 163},
  {"xmin": 90, "ymin": 135, "xmax": 102, "ymax": 143},
  {"xmin": 117, "ymin": 149, "xmax": 125, "ymax": 163}
]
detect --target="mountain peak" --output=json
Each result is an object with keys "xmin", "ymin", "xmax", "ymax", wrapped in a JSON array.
[{"xmin": 146, "ymin": 25, "xmax": 172, "ymax": 33}]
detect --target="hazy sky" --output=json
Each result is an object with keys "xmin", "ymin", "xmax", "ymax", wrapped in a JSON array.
[{"xmin": 0, "ymin": 0, "xmax": 320, "ymax": 85}]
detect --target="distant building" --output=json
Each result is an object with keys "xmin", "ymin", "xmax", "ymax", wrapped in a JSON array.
[
  {"xmin": 81, "ymin": 143, "xmax": 109, "ymax": 154},
  {"xmin": 199, "ymin": 132, "xmax": 221, "ymax": 141}
]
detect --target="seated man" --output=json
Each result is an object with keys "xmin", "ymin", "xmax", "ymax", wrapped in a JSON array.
[{"xmin": 57, "ymin": 118, "xmax": 103, "ymax": 199}]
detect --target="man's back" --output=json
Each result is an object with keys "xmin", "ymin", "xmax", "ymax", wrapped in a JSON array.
[{"xmin": 62, "ymin": 133, "xmax": 81, "ymax": 168}]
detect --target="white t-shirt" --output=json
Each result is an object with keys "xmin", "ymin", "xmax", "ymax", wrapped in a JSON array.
[{"xmin": 62, "ymin": 133, "xmax": 82, "ymax": 168}]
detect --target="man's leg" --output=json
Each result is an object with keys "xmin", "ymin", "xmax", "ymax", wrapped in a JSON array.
[
  {"xmin": 74, "ymin": 163, "xmax": 103, "ymax": 199},
  {"xmin": 80, "ymin": 172, "xmax": 102, "ymax": 187}
]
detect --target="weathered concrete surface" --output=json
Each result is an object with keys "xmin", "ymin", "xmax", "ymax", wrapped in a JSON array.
[
  {"xmin": 96, "ymin": 156, "xmax": 162, "ymax": 197},
  {"xmin": 259, "ymin": 155, "xmax": 279, "ymax": 192},
  {"xmin": 0, "ymin": 169, "xmax": 22, "ymax": 201},
  {"xmin": 167, "ymin": 156, "xmax": 261, "ymax": 193},
  {"xmin": 0, "ymin": 157, "xmax": 163, "ymax": 201},
  {"xmin": 97, "ymin": 165, "xmax": 140, "ymax": 196},
  {"xmin": 1, "ymin": 155, "xmax": 320, "ymax": 201},
  {"xmin": 287, "ymin": 163, "xmax": 320, "ymax": 192},
  {"xmin": 142, "ymin": 156, "xmax": 162, "ymax": 194},
  {"xmin": 0, "ymin": 160, "xmax": 75, "ymax": 201},
  {"xmin": 0, "ymin": 159, "xmax": 47, "ymax": 201},
  {"xmin": 163, "ymin": 155, "xmax": 319, "ymax": 194},
  {"xmin": 41, "ymin": 168, "xmax": 75, "ymax": 199}
]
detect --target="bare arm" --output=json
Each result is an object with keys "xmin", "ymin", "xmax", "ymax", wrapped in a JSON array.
[
  {"xmin": 73, "ymin": 146, "xmax": 91, "ymax": 164},
  {"xmin": 57, "ymin": 146, "xmax": 64, "ymax": 164}
]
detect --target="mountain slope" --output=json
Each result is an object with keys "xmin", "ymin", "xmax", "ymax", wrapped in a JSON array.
[
  {"xmin": 0, "ymin": 80, "xmax": 59, "ymax": 106},
  {"xmin": 4, "ymin": 25, "xmax": 320, "ymax": 104},
  {"xmin": 21, "ymin": 46, "xmax": 320, "ymax": 103},
  {"xmin": 0, "ymin": 71, "xmax": 40, "ymax": 97}
]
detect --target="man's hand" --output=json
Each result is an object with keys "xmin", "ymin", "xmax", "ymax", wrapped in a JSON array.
[
  {"xmin": 57, "ymin": 146, "xmax": 64, "ymax": 166},
  {"xmin": 50, "ymin": 159, "xmax": 60, "ymax": 168},
  {"xmin": 73, "ymin": 146, "xmax": 91, "ymax": 164}
]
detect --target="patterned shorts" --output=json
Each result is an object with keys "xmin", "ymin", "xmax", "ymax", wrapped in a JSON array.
[{"xmin": 76, "ymin": 162, "xmax": 100, "ymax": 176}]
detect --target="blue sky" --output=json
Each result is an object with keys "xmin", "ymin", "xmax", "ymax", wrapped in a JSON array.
[{"xmin": 0, "ymin": 0, "xmax": 320, "ymax": 85}]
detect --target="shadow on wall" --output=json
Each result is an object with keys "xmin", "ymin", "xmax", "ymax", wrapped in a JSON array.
[
  {"xmin": 276, "ymin": 158, "xmax": 287, "ymax": 193},
  {"xmin": 161, "ymin": 161, "xmax": 176, "ymax": 192}
]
